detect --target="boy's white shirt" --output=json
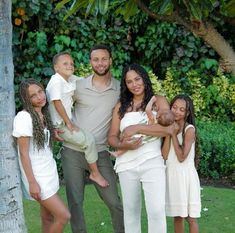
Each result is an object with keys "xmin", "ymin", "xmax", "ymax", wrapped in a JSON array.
[{"xmin": 46, "ymin": 73, "xmax": 81, "ymax": 126}]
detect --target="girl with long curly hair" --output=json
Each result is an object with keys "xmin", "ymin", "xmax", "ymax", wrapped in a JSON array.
[
  {"xmin": 13, "ymin": 79, "xmax": 70, "ymax": 233},
  {"xmin": 108, "ymin": 63, "xmax": 174, "ymax": 233}
]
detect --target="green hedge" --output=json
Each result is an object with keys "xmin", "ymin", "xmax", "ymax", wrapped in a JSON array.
[{"xmin": 197, "ymin": 121, "xmax": 235, "ymax": 181}]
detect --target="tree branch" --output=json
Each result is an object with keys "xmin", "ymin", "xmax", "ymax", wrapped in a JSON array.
[{"xmin": 135, "ymin": 0, "xmax": 192, "ymax": 31}]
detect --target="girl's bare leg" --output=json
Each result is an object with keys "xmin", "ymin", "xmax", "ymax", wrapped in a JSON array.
[
  {"xmin": 187, "ymin": 217, "xmax": 199, "ymax": 233},
  {"xmin": 174, "ymin": 216, "xmax": 184, "ymax": 233},
  {"xmin": 40, "ymin": 193, "xmax": 70, "ymax": 233}
]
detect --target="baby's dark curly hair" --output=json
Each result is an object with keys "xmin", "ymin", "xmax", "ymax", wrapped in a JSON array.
[
  {"xmin": 119, "ymin": 63, "xmax": 154, "ymax": 118},
  {"xmin": 19, "ymin": 79, "xmax": 54, "ymax": 150}
]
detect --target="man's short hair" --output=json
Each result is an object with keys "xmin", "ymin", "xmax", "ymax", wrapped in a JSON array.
[{"xmin": 89, "ymin": 44, "xmax": 112, "ymax": 58}]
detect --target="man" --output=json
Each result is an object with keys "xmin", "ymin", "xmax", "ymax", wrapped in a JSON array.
[{"xmin": 61, "ymin": 44, "xmax": 124, "ymax": 233}]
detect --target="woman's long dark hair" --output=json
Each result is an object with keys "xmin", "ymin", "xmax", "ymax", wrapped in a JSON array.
[
  {"xmin": 119, "ymin": 63, "xmax": 154, "ymax": 118},
  {"xmin": 19, "ymin": 79, "xmax": 54, "ymax": 150},
  {"xmin": 170, "ymin": 94, "xmax": 200, "ymax": 167}
]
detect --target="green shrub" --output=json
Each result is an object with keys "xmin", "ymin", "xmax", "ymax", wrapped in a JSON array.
[{"xmin": 197, "ymin": 121, "xmax": 235, "ymax": 180}]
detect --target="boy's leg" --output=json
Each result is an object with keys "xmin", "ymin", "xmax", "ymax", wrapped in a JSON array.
[
  {"xmin": 60, "ymin": 127, "xmax": 109, "ymax": 187},
  {"xmin": 82, "ymin": 131, "xmax": 109, "ymax": 187}
]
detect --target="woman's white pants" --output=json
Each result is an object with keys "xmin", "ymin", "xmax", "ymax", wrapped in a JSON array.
[{"xmin": 118, "ymin": 157, "xmax": 166, "ymax": 233}]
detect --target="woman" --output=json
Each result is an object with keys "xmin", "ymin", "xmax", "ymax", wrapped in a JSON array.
[
  {"xmin": 13, "ymin": 79, "xmax": 70, "ymax": 233},
  {"xmin": 108, "ymin": 63, "xmax": 174, "ymax": 233}
]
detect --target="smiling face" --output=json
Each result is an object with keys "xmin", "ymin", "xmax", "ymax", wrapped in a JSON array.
[
  {"xmin": 171, "ymin": 98, "xmax": 188, "ymax": 122},
  {"xmin": 125, "ymin": 70, "xmax": 145, "ymax": 98},
  {"xmin": 54, "ymin": 54, "xmax": 74, "ymax": 80},
  {"xmin": 28, "ymin": 84, "xmax": 47, "ymax": 111},
  {"xmin": 90, "ymin": 49, "xmax": 112, "ymax": 76}
]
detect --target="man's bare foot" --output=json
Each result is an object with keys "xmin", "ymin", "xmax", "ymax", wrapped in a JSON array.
[{"xmin": 89, "ymin": 172, "xmax": 109, "ymax": 188}]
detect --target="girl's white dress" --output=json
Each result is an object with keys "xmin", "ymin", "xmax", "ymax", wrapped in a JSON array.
[
  {"xmin": 165, "ymin": 124, "xmax": 201, "ymax": 217},
  {"xmin": 12, "ymin": 111, "xmax": 59, "ymax": 200}
]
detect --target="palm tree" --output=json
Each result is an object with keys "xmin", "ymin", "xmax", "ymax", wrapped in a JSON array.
[{"xmin": 0, "ymin": 0, "xmax": 26, "ymax": 232}]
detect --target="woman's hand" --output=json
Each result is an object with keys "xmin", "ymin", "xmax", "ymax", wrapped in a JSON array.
[
  {"xmin": 121, "ymin": 125, "xmax": 139, "ymax": 139},
  {"xmin": 120, "ymin": 135, "xmax": 142, "ymax": 150},
  {"xmin": 29, "ymin": 181, "xmax": 41, "ymax": 201}
]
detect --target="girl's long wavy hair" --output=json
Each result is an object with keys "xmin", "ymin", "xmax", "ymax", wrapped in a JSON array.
[
  {"xmin": 19, "ymin": 79, "xmax": 54, "ymax": 150},
  {"xmin": 170, "ymin": 94, "xmax": 200, "ymax": 167},
  {"xmin": 119, "ymin": 63, "xmax": 154, "ymax": 118}
]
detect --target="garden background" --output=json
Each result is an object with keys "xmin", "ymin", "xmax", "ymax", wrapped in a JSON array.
[
  {"xmin": 12, "ymin": 0, "xmax": 235, "ymax": 184},
  {"xmin": 1, "ymin": 0, "xmax": 234, "ymax": 232}
]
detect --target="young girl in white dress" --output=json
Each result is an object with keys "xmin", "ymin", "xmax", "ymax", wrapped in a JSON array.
[
  {"xmin": 13, "ymin": 79, "xmax": 70, "ymax": 233},
  {"xmin": 162, "ymin": 94, "xmax": 201, "ymax": 233}
]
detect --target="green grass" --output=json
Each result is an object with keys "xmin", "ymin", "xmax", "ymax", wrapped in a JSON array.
[{"xmin": 24, "ymin": 185, "xmax": 235, "ymax": 233}]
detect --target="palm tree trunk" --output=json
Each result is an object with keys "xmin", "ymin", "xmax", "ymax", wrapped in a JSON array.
[{"xmin": 0, "ymin": 1, "xmax": 27, "ymax": 232}]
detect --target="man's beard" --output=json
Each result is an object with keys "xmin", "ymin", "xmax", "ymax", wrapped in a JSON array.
[{"xmin": 92, "ymin": 66, "xmax": 110, "ymax": 76}]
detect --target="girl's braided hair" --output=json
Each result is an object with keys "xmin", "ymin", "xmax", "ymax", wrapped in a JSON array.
[{"xmin": 19, "ymin": 79, "xmax": 54, "ymax": 150}]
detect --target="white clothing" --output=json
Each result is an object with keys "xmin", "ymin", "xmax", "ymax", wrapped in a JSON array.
[
  {"xmin": 165, "ymin": 124, "xmax": 201, "ymax": 218},
  {"xmin": 46, "ymin": 73, "xmax": 79, "ymax": 125},
  {"xmin": 114, "ymin": 111, "xmax": 163, "ymax": 173},
  {"xmin": 12, "ymin": 111, "xmax": 59, "ymax": 201},
  {"xmin": 116, "ymin": 111, "xmax": 166, "ymax": 233},
  {"xmin": 119, "ymin": 157, "xmax": 166, "ymax": 233}
]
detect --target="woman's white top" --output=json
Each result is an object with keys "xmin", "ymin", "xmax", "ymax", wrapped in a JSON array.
[
  {"xmin": 114, "ymin": 111, "xmax": 164, "ymax": 173},
  {"xmin": 12, "ymin": 111, "xmax": 59, "ymax": 200}
]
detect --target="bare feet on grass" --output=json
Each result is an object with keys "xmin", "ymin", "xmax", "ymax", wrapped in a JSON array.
[{"xmin": 89, "ymin": 172, "xmax": 109, "ymax": 188}]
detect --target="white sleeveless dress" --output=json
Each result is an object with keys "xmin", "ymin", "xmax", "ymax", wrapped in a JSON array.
[
  {"xmin": 13, "ymin": 111, "xmax": 59, "ymax": 201},
  {"xmin": 114, "ymin": 111, "xmax": 164, "ymax": 173},
  {"xmin": 165, "ymin": 124, "xmax": 201, "ymax": 217}
]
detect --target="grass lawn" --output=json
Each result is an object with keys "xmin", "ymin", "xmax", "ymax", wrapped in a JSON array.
[{"xmin": 24, "ymin": 184, "xmax": 235, "ymax": 233}]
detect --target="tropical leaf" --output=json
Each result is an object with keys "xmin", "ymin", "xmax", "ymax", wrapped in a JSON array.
[
  {"xmin": 63, "ymin": 0, "xmax": 87, "ymax": 20},
  {"xmin": 55, "ymin": 0, "xmax": 71, "ymax": 11},
  {"xmin": 158, "ymin": 0, "xmax": 173, "ymax": 15},
  {"xmin": 98, "ymin": 0, "xmax": 110, "ymax": 15}
]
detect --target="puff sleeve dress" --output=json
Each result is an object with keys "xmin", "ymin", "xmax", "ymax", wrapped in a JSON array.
[{"xmin": 12, "ymin": 111, "xmax": 59, "ymax": 200}]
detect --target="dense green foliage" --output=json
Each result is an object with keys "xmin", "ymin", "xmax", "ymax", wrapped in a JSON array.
[
  {"xmin": 12, "ymin": 0, "xmax": 235, "ymax": 181},
  {"xmin": 197, "ymin": 121, "xmax": 235, "ymax": 181}
]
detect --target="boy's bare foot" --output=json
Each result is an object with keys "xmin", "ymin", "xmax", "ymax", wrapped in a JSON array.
[{"xmin": 89, "ymin": 172, "xmax": 109, "ymax": 188}]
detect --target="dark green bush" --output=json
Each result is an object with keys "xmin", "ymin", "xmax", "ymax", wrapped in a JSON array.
[{"xmin": 197, "ymin": 121, "xmax": 235, "ymax": 181}]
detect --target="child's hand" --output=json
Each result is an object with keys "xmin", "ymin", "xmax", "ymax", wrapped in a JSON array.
[
  {"xmin": 67, "ymin": 122, "xmax": 80, "ymax": 132},
  {"xmin": 171, "ymin": 122, "xmax": 180, "ymax": 135},
  {"xmin": 29, "ymin": 181, "xmax": 41, "ymax": 201}
]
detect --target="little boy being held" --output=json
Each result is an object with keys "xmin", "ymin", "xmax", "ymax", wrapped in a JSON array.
[{"xmin": 46, "ymin": 52, "xmax": 108, "ymax": 187}]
